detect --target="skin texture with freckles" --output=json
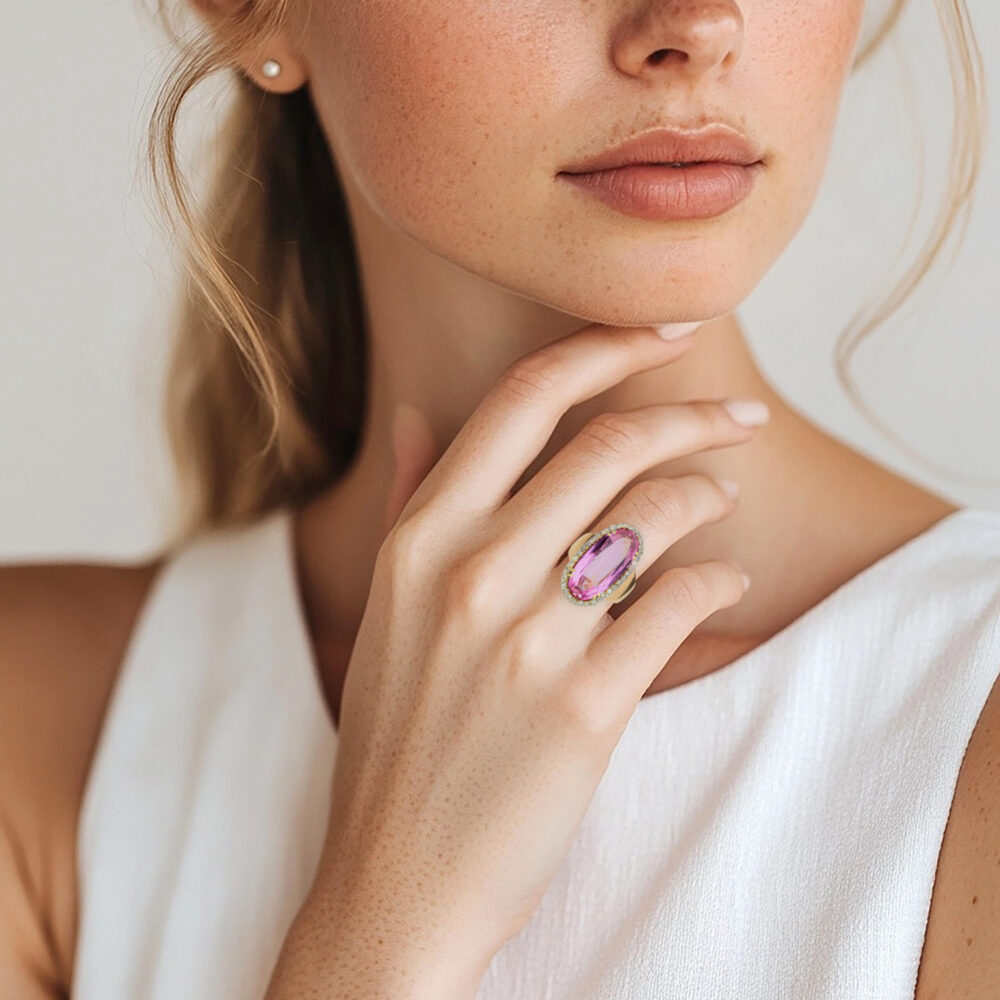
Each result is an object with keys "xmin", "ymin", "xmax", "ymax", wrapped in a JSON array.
[
  {"xmin": 301, "ymin": 0, "xmax": 861, "ymax": 320},
  {"xmin": 3, "ymin": 1, "xmax": 999, "ymax": 998},
  {"xmin": 268, "ymin": 3, "xmax": 987, "ymax": 993},
  {"xmin": 280, "ymin": 0, "xmax": 957, "ymax": 703}
]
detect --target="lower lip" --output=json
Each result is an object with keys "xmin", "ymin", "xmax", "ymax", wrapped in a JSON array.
[{"xmin": 556, "ymin": 161, "xmax": 763, "ymax": 221}]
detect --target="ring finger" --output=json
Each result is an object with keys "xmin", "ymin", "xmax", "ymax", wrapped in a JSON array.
[{"xmin": 536, "ymin": 470, "xmax": 740, "ymax": 644}]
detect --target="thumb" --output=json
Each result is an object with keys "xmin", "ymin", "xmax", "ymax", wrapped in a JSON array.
[{"xmin": 382, "ymin": 402, "xmax": 440, "ymax": 534}]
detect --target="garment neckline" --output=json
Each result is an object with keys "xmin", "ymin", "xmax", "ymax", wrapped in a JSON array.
[
  {"xmin": 631, "ymin": 506, "xmax": 976, "ymax": 710},
  {"xmin": 278, "ymin": 505, "xmax": 977, "ymax": 737}
]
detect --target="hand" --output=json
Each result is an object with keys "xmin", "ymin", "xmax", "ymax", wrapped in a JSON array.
[{"xmin": 299, "ymin": 322, "xmax": 763, "ymax": 995}]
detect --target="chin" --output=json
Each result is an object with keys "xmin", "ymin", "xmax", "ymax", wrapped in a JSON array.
[
  {"xmin": 514, "ymin": 212, "xmax": 776, "ymax": 320},
  {"xmin": 507, "ymin": 260, "xmax": 762, "ymax": 331}
]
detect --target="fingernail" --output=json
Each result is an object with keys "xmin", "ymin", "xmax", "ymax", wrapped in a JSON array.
[
  {"xmin": 740, "ymin": 569, "xmax": 752, "ymax": 591},
  {"xmin": 714, "ymin": 476, "xmax": 740, "ymax": 499},
  {"xmin": 722, "ymin": 398, "xmax": 770, "ymax": 427},
  {"xmin": 654, "ymin": 322, "xmax": 701, "ymax": 341}
]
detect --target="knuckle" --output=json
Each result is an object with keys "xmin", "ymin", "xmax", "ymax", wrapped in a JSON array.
[
  {"xmin": 556, "ymin": 676, "xmax": 615, "ymax": 735},
  {"xmin": 498, "ymin": 353, "xmax": 562, "ymax": 405},
  {"xmin": 503, "ymin": 617, "xmax": 551, "ymax": 675},
  {"xmin": 628, "ymin": 478, "xmax": 690, "ymax": 531},
  {"xmin": 443, "ymin": 548, "xmax": 504, "ymax": 618},
  {"xmin": 662, "ymin": 565, "xmax": 712, "ymax": 618},
  {"xmin": 579, "ymin": 411, "xmax": 648, "ymax": 464},
  {"xmin": 379, "ymin": 515, "xmax": 432, "ymax": 577}
]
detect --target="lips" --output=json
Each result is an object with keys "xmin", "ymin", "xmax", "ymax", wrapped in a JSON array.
[{"xmin": 559, "ymin": 125, "xmax": 764, "ymax": 175}]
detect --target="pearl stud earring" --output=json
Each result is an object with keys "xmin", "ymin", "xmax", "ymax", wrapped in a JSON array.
[{"xmin": 261, "ymin": 59, "xmax": 282, "ymax": 78}]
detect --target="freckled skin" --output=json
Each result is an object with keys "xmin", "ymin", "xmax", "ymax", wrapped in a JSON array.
[{"xmin": 298, "ymin": 0, "xmax": 865, "ymax": 323}]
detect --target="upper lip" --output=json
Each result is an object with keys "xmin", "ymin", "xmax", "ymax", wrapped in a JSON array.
[{"xmin": 559, "ymin": 125, "xmax": 764, "ymax": 174}]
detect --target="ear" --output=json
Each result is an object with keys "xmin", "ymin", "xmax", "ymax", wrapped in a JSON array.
[{"xmin": 184, "ymin": 0, "xmax": 309, "ymax": 93}]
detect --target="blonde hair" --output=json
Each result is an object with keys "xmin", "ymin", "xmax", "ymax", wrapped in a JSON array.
[{"xmin": 144, "ymin": 0, "xmax": 988, "ymax": 549}]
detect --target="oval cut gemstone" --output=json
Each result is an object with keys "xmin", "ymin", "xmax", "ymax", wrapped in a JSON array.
[{"xmin": 566, "ymin": 526, "xmax": 640, "ymax": 602}]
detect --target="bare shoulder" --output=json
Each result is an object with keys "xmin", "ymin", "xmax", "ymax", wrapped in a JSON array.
[
  {"xmin": 0, "ymin": 557, "xmax": 163, "ymax": 998},
  {"xmin": 915, "ymin": 666, "xmax": 1000, "ymax": 999}
]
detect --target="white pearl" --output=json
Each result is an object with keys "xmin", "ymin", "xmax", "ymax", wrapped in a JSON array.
[{"xmin": 261, "ymin": 59, "xmax": 282, "ymax": 78}]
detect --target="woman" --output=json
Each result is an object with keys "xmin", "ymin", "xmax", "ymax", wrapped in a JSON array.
[{"xmin": 1, "ymin": 0, "xmax": 997, "ymax": 997}]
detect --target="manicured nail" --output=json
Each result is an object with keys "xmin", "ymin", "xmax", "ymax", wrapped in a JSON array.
[
  {"xmin": 722, "ymin": 398, "xmax": 770, "ymax": 427},
  {"xmin": 654, "ymin": 322, "xmax": 701, "ymax": 341},
  {"xmin": 714, "ymin": 476, "xmax": 740, "ymax": 499}
]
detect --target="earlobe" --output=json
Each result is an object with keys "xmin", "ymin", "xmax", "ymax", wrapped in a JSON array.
[
  {"xmin": 238, "ymin": 41, "xmax": 308, "ymax": 93},
  {"xmin": 183, "ymin": 0, "xmax": 309, "ymax": 93}
]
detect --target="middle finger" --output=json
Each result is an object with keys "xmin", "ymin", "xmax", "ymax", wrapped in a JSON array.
[{"xmin": 494, "ymin": 397, "xmax": 764, "ymax": 570}]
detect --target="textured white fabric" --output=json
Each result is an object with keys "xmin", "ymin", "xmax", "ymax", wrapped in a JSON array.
[{"xmin": 72, "ymin": 505, "xmax": 1000, "ymax": 1000}]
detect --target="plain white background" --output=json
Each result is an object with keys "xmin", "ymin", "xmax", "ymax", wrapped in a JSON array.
[{"xmin": 1, "ymin": 0, "xmax": 997, "ymax": 561}]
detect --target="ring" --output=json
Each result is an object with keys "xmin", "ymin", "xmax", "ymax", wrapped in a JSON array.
[{"xmin": 560, "ymin": 523, "xmax": 644, "ymax": 607}]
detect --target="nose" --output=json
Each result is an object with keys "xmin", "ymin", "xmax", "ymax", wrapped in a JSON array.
[{"xmin": 611, "ymin": 0, "xmax": 745, "ymax": 80}]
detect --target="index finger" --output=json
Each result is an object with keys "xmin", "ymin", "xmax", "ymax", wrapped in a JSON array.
[{"xmin": 401, "ymin": 322, "xmax": 702, "ymax": 519}]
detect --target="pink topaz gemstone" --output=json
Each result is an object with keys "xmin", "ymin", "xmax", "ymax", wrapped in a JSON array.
[{"xmin": 566, "ymin": 526, "xmax": 640, "ymax": 602}]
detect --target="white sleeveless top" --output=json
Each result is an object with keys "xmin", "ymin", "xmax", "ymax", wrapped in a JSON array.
[{"xmin": 72, "ymin": 504, "xmax": 1000, "ymax": 1000}]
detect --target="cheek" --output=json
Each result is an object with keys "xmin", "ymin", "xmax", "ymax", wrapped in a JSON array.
[
  {"xmin": 754, "ymin": 2, "xmax": 866, "ymax": 202},
  {"xmin": 306, "ymin": 0, "xmax": 552, "ymax": 241}
]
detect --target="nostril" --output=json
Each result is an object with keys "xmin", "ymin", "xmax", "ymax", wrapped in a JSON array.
[{"xmin": 649, "ymin": 48, "xmax": 686, "ymax": 66}]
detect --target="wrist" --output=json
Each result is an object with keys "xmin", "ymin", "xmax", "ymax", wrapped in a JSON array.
[{"xmin": 267, "ymin": 868, "xmax": 496, "ymax": 1000}]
